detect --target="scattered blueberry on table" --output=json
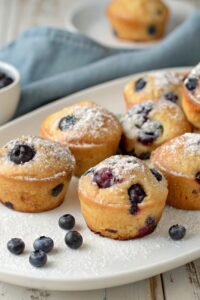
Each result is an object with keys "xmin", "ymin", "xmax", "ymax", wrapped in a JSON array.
[
  {"xmin": 59, "ymin": 214, "xmax": 75, "ymax": 230},
  {"xmin": 169, "ymin": 224, "xmax": 186, "ymax": 240},
  {"xmin": 0, "ymin": 71, "xmax": 13, "ymax": 89},
  {"xmin": 29, "ymin": 250, "xmax": 47, "ymax": 268},
  {"xmin": 33, "ymin": 236, "xmax": 54, "ymax": 253},
  {"xmin": 7, "ymin": 238, "xmax": 25, "ymax": 255},
  {"xmin": 65, "ymin": 231, "xmax": 83, "ymax": 249}
]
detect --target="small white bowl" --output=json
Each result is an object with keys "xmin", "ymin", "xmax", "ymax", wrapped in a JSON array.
[{"xmin": 0, "ymin": 61, "xmax": 21, "ymax": 125}]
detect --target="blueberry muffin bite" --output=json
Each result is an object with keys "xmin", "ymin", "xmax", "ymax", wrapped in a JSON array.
[
  {"xmin": 78, "ymin": 155, "xmax": 168, "ymax": 240},
  {"xmin": 40, "ymin": 101, "xmax": 122, "ymax": 177},
  {"xmin": 151, "ymin": 133, "xmax": 200, "ymax": 210},
  {"xmin": 124, "ymin": 71, "xmax": 187, "ymax": 110},
  {"xmin": 182, "ymin": 63, "xmax": 200, "ymax": 128},
  {"xmin": 107, "ymin": 0, "xmax": 168, "ymax": 42},
  {"xmin": 0, "ymin": 136, "xmax": 75, "ymax": 212},
  {"xmin": 120, "ymin": 100, "xmax": 191, "ymax": 159}
]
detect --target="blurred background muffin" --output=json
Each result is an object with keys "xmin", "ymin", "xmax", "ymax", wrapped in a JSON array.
[{"xmin": 107, "ymin": 0, "xmax": 169, "ymax": 41}]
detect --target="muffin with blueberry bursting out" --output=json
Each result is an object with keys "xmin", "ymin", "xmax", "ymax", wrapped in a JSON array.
[
  {"xmin": 78, "ymin": 155, "xmax": 168, "ymax": 240},
  {"xmin": 120, "ymin": 99, "xmax": 191, "ymax": 160},
  {"xmin": 0, "ymin": 136, "xmax": 75, "ymax": 212}
]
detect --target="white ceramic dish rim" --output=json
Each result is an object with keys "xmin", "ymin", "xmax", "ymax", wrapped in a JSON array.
[
  {"xmin": 0, "ymin": 61, "xmax": 20, "ymax": 93},
  {"xmin": 0, "ymin": 66, "xmax": 196, "ymax": 291}
]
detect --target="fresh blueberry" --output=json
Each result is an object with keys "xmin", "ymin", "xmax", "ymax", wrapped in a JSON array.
[
  {"xmin": 51, "ymin": 183, "xmax": 64, "ymax": 197},
  {"xmin": 29, "ymin": 250, "xmax": 47, "ymax": 267},
  {"xmin": 169, "ymin": 224, "xmax": 186, "ymax": 240},
  {"xmin": 33, "ymin": 236, "xmax": 54, "ymax": 253},
  {"xmin": 135, "ymin": 78, "xmax": 147, "ymax": 91},
  {"xmin": 128, "ymin": 184, "xmax": 146, "ymax": 204},
  {"xmin": 10, "ymin": 144, "xmax": 35, "ymax": 164},
  {"xmin": 148, "ymin": 25, "xmax": 157, "ymax": 35},
  {"xmin": 59, "ymin": 214, "xmax": 75, "ymax": 230},
  {"xmin": 150, "ymin": 168, "xmax": 162, "ymax": 181},
  {"xmin": 93, "ymin": 168, "xmax": 116, "ymax": 188},
  {"xmin": 65, "ymin": 231, "xmax": 83, "ymax": 249},
  {"xmin": 164, "ymin": 92, "xmax": 179, "ymax": 103},
  {"xmin": 185, "ymin": 77, "xmax": 198, "ymax": 91},
  {"xmin": 195, "ymin": 171, "xmax": 200, "ymax": 183},
  {"xmin": 128, "ymin": 184, "xmax": 146, "ymax": 214},
  {"xmin": 7, "ymin": 238, "xmax": 25, "ymax": 255},
  {"xmin": 58, "ymin": 115, "xmax": 77, "ymax": 131}
]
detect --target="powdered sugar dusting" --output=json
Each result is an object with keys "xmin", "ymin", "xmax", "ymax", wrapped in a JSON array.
[
  {"xmin": 165, "ymin": 133, "xmax": 200, "ymax": 155},
  {"xmin": 121, "ymin": 100, "xmax": 163, "ymax": 140},
  {"xmin": 0, "ymin": 136, "xmax": 75, "ymax": 180},
  {"xmin": 154, "ymin": 99, "xmax": 183, "ymax": 120},
  {"xmin": 154, "ymin": 71, "xmax": 183, "ymax": 91},
  {"xmin": 94, "ymin": 155, "xmax": 144, "ymax": 179},
  {"xmin": 57, "ymin": 105, "xmax": 119, "ymax": 140},
  {"xmin": 182, "ymin": 133, "xmax": 200, "ymax": 153}
]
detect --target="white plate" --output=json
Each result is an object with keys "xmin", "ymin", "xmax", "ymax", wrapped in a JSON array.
[
  {"xmin": 67, "ymin": 0, "xmax": 195, "ymax": 49},
  {"xmin": 0, "ymin": 67, "xmax": 200, "ymax": 292}
]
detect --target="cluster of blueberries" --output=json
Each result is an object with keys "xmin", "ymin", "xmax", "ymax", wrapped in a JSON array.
[
  {"xmin": 7, "ymin": 214, "xmax": 83, "ymax": 268},
  {"xmin": 0, "ymin": 71, "xmax": 13, "ymax": 89}
]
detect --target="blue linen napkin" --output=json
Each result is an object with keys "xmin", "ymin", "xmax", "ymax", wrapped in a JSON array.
[{"xmin": 0, "ymin": 11, "xmax": 200, "ymax": 117}]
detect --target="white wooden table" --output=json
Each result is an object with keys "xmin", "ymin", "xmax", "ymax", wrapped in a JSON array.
[{"xmin": 0, "ymin": 0, "xmax": 200, "ymax": 299}]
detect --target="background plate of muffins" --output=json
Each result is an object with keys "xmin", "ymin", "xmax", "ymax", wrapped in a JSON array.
[
  {"xmin": 1, "ymin": 65, "xmax": 200, "ymax": 291},
  {"xmin": 67, "ymin": 0, "xmax": 195, "ymax": 49}
]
